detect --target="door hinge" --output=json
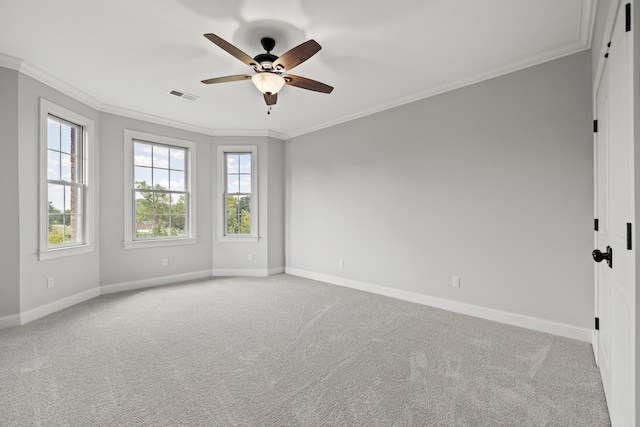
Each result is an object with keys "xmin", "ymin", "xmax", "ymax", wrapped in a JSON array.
[
  {"xmin": 595, "ymin": 317, "xmax": 600, "ymax": 330},
  {"xmin": 627, "ymin": 223, "xmax": 632, "ymax": 250},
  {"xmin": 594, "ymin": 218, "xmax": 599, "ymax": 231},
  {"xmin": 626, "ymin": 3, "xmax": 631, "ymax": 32},
  {"xmin": 593, "ymin": 120, "xmax": 598, "ymax": 132}
]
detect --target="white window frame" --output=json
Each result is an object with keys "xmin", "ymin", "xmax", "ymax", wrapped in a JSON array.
[
  {"xmin": 39, "ymin": 99, "xmax": 96, "ymax": 260},
  {"xmin": 123, "ymin": 130, "xmax": 197, "ymax": 249},
  {"xmin": 217, "ymin": 145, "xmax": 259, "ymax": 242}
]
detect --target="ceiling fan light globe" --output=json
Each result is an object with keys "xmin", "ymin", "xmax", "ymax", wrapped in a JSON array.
[{"xmin": 251, "ymin": 72, "xmax": 285, "ymax": 95}]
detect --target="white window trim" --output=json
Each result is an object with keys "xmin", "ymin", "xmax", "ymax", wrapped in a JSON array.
[
  {"xmin": 217, "ymin": 145, "xmax": 259, "ymax": 243},
  {"xmin": 123, "ymin": 129, "xmax": 197, "ymax": 249},
  {"xmin": 39, "ymin": 99, "xmax": 96, "ymax": 261}
]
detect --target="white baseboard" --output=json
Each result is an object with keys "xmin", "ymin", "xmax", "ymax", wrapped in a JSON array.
[
  {"xmin": 0, "ymin": 313, "xmax": 21, "ymax": 330},
  {"xmin": 212, "ymin": 267, "xmax": 284, "ymax": 277},
  {"xmin": 100, "ymin": 270, "xmax": 212, "ymax": 295},
  {"xmin": 20, "ymin": 287, "xmax": 101, "ymax": 326},
  {"xmin": 285, "ymin": 267, "xmax": 592, "ymax": 342}
]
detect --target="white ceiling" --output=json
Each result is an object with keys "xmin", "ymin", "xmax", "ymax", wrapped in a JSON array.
[{"xmin": 0, "ymin": 0, "xmax": 594, "ymax": 139}]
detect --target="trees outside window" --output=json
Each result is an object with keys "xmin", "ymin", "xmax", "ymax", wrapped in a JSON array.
[
  {"xmin": 123, "ymin": 130, "xmax": 196, "ymax": 249},
  {"xmin": 217, "ymin": 146, "xmax": 258, "ymax": 242},
  {"xmin": 39, "ymin": 99, "xmax": 95, "ymax": 260},
  {"xmin": 133, "ymin": 141, "xmax": 188, "ymax": 239}
]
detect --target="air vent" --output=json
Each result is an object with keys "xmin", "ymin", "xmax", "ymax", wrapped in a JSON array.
[{"xmin": 168, "ymin": 89, "xmax": 198, "ymax": 101}]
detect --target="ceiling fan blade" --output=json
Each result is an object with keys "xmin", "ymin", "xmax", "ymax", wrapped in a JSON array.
[
  {"xmin": 204, "ymin": 33, "xmax": 259, "ymax": 68},
  {"xmin": 272, "ymin": 40, "xmax": 321, "ymax": 71},
  {"xmin": 201, "ymin": 74, "xmax": 252, "ymax": 84},
  {"xmin": 285, "ymin": 74, "xmax": 334, "ymax": 94},
  {"xmin": 264, "ymin": 93, "xmax": 278, "ymax": 106}
]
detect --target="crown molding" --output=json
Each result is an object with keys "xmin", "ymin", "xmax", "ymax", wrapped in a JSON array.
[
  {"xmin": 0, "ymin": 52, "xmax": 283, "ymax": 140},
  {"xmin": 1, "ymin": 0, "xmax": 595, "ymax": 143},
  {"xmin": 0, "ymin": 52, "xmax": 23, "ymax": 71},
  {"xmin": 282, "ymin": 0, "xmax": 596, "ymax": 140},
  {"xmin": 284, "ymin": 38, "xmax": 593, "ymax": 140}
]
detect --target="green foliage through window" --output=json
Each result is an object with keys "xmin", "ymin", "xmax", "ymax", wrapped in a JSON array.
[
  {"xmin": 133, "ymin": 141, "xmax": 188, "ymax": 239},
  {"xmin": 225, "ymin": 152, "xmax": 252, "ymax": 235}
]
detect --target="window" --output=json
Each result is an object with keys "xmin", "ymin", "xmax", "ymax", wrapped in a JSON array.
[
  {"xmin": 39, "ymin": 99, "xmax": 96, "ymax": 260},
  {"xmin": 217, "ymin": 146, "xmax": 258, "ymax": 242},
  {"xmin": 133, "ymin": 141, "xmax": 187, "ymax": 238},
  {"xmin": 123, "ymin": 130, "xmax": 196, "ymax": 249}
]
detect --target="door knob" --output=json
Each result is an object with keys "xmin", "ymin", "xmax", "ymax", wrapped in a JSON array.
[{"xmin": 592, "ymin": 246, "xmax": 613, "ymax": 268}]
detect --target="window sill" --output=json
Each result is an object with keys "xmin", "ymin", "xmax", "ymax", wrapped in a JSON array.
[
  {"xmin": 123, "ymin": 237, "xmax": 197, "ymax": 250},
  {"xmin": 217, "ymin": 236, "xmax": 260, "ymax": 243},
  {"xmin": 38, "ymin": 244, "xmax": 96, "ymax": 261}
]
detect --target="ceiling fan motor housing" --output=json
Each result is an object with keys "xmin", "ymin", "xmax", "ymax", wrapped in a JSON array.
[{"xmin": 255, "ymin": 37, "xmax": 279, "ymax": 70}]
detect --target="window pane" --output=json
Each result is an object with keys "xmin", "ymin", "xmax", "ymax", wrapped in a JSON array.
[
  {"xmin": 238, "ymin": 195, "xmax": 250, "ymax": 214},
  {"xmin": 227, "ymin": 154, "xmax": 239, "ymax": 173},
  {"xmin": 153, "ymin": 145, "xmax": 169, "ymax": 169},
  {"xmin": 135, "ymin": 191, "xmax": 154, "ymax": 217},
  {"xmin": 226, "ymin": 195, "xmax": 238, "ymax": 216},
  {"xmin": 171, "ymin": 193, "xmax": 186, "ymax": 215},
  {"xmin": 48, "ymin": 215, "xmax": 64, "ymax": 245},
  {"xmin": 226, "ymin": 217, "xmax": 239, "ymax": 234},
  {"xmin": 136, "ymin": 215, "xmax": 154, "ymax": 238},
  {"xmin": 169, "ymin": 170, "xmax": 185, "ymax": 191},
  {"xmin": 61, "ymin": 124, "xmax": 73, "ymax": 154},
  {"xmin": 226, "ymin": 195, "xmax": 238, "ymax": 234},
  {"xmin": 67, "ymin": 186, "xmax": 82, "ymax": 215},
  {"xmin": 156, "ymin": 215, "xmax": 170, "ymax": 237},
  {"xmin": 170, "ymin": 148, "xmax": 185, "ymax": 171},
  {"xmin": 48, "ymin": 150, "xmax": 60, "ymax": 180},
  {"xmin": 227, "ymin": 175, "xmax": 240, "ymax": 193},
  {"xmin": 61, "ymin": 153, "xmax": 72, "ymax": 181},
  {"xmin": 64, "ymin": 185, "xmax": 71, "ymax": 211},
  {"xmin": 153, "ymin": 168, "xmax": 169, "ymax": 190},
  {"xmin": 239, "ymin": 154, "xmax": 251, "ymax": 173},
  {"xmin": 135, "ymin": 166, "xmax": 152, "ymax": 189},
  {"xmin": 239, "ymin": 174, "xmax": 251, "ymax": 193},
  {"xmin": 47, "ymin": 118, "xmax": 60, "ymax": 150},
  {"xmin": 65, "ymin": 214, "xmax": 82, "ymax": 244},
  {"xmin": 171, "ymin": 216, "xmax": 186, "ymax": 236},
  {"xmin": 154, "ymin": 192, "xmax": 171, "ymax": 215},
  {"xmin": 239, "ymin": 214, "xmax": 251, "ymax": 234},
  {"xmin": 48, "ymin": 183, "xmax": 64, "ymax": 213},
  {"xmin": 134, "ymin": 142, "xmax": 152, "ymax": 167}
]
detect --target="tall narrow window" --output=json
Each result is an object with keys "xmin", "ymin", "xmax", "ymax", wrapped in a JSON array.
[
  {"xmin": 133, "ymin": 141, "xmax": 187, "ymax": 239},
  {"xmin": 225, "ymin": 153, "xmax": 252, "ymax": 235},
  {"xmin": 47, "ymin": 116, "xmax": 83, "ymax": 246},
  {"xmin": 217, "ymin": 145, "xmax": 258, "ymax": 242},
  {"xmin": 39, "ymin": 99, "xmax": 96, "ymax": 260},
  {"xmin": 123, "ymin": 130, "xmax": 196, "ymax": 249}
]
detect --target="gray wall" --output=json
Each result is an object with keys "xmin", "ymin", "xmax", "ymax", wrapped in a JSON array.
[
  {"xmin": 99, "ymin": 113, "xmax": 213, "ymax": 286},
  {"xmin": 18, "ymin": 74, "xmax": 101, "ymax": 312},
  {"xmin": 268, "ymin": 137, "xmax": 285, "ymax": 271},
  {"xmin": 285, "ymin": 51, "xmax": 593, "ymax": 328},
  {"xmin": 0, "ymin": 68, "xmax": 20, "ymax": 319}
]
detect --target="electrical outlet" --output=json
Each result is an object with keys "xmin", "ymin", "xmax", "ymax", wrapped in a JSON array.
[
  {"xmin": 47, "ymin": 277, "xmax": 55, "ymax": 289},
  {"xmin": 248, "ymin": 253, "xmax": 253, "ymax": 261},
  {"xmin": 339, "ymin": 259, "xmax": 344, "ymax": 268},
  {"xmin": 452, "ymin": 276, "xmax": 461, "ymax": 288},
  {"xmin": 162, "ymin": 258, "xmax": 169, "ymax": 267}
]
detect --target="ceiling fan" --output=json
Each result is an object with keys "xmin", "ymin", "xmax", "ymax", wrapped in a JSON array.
[{"xmin": 201, "ymin": 33, "xmax": 333, "ymax": 110}]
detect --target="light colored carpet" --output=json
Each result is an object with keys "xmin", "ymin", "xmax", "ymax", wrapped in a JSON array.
[{"xmin": 0, "ymin": 274, "xmax": 609, "ymax": 426}]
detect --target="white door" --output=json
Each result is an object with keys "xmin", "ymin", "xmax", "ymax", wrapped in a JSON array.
[{"xmin": 594, "ymin": 2, "xmax": 635, "ymax": 425}]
